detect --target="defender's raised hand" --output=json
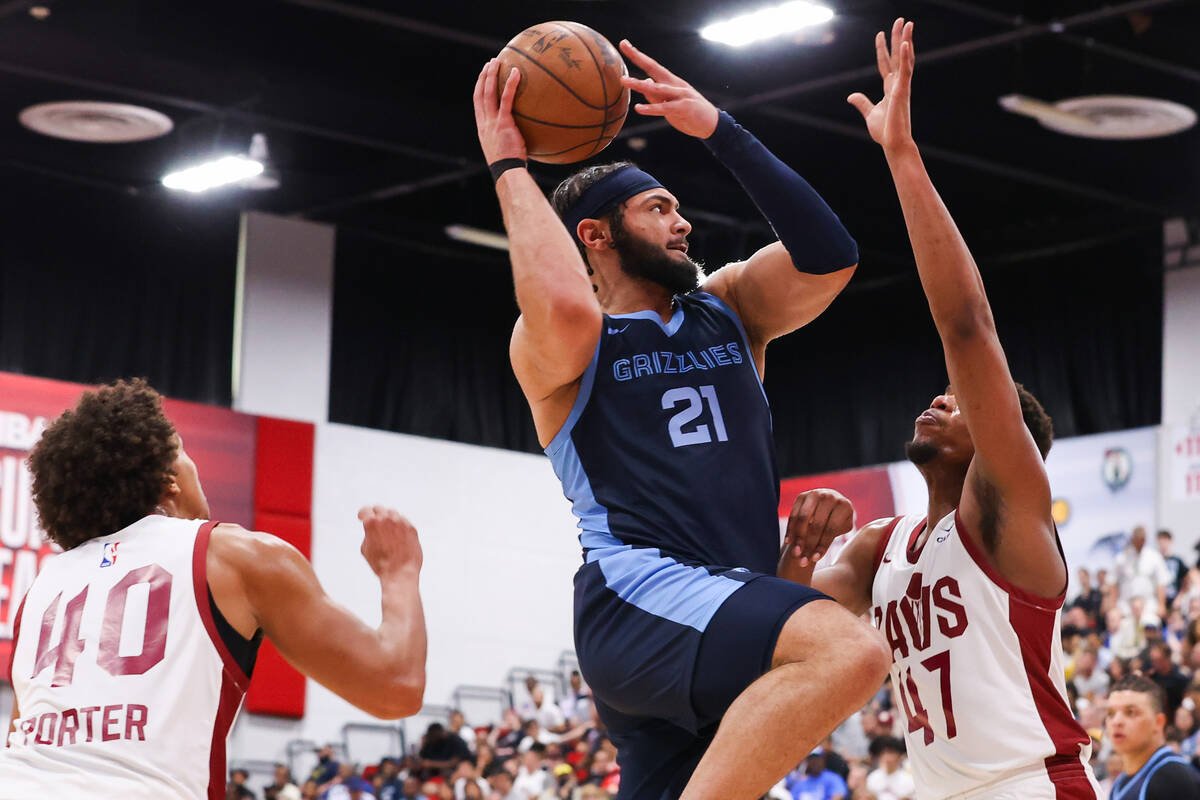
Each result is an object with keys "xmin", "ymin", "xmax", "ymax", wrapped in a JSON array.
[
  {"xmin": 619, "ymin": 39, "xmax": 719, "ymax": 139},
  {"xmin": 358, "ymin": 506, "xmax": 422, "ymax": 577},
  {"xmin": 847, "ymin": 18, "xmax": 915, "ymax": 153},
  {"xmin": 782, "ymin": 488, "xmax": 855, "ymax": 567},
  {"xmin": 473, "ymin": 58, "xmax": 526, "ymax": 164}
]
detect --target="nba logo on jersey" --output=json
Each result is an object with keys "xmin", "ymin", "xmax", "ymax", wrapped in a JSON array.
[{"xmin": 100, "ymin": 542, "xmax": 119, "ymax": 567}]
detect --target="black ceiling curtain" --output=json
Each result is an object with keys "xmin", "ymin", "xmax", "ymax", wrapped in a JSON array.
[
  {"xmin": 0, "ymin": 170, "xmax": 239, "ymax": 405},
  {"xmin": 329, "ymin": 224, "xmax": 1162, "ymax": 476}
]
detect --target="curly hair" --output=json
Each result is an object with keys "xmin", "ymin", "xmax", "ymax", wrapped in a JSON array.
[
  {"xmin": 1014, "ymin": 382, "xmax": 1053, "ymax": 460},
  {"xmin": 28, "ymin": 378, "xmax": 178, "ymax": 550}
]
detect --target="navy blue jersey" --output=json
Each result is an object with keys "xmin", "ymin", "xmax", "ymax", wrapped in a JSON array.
[{"xmin": 547, "ymin": 291, "xmax": 780, "ymax": 574}]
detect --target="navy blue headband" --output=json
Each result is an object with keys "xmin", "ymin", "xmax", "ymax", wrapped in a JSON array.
[{"xmin": 562, "ymin": 167, "xmax": 664, "ymax": 239}]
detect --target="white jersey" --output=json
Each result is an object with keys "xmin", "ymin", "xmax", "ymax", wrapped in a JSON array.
[
  {"xmin": 2, "ymin": 515, "xmax": 250, "ymax": 800},
  {"xmin": 869, "ymin": 512, "xmax": 1098, "ymax": 800}
]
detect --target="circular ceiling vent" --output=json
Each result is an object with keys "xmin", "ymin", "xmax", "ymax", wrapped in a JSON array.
[
  {"xmin": 18, "ymin": 101, "xmax": 174, "ymax": 143},
  {"xmin": 1040, "ymin": 95, "xmax": 1195, "ymax": 140}
]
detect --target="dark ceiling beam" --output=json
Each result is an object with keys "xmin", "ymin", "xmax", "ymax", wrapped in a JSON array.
[
  {"xmin": 0, "ymin": 60, "xmax": 468, "ymax": 167},
  {"xmin": 753, "ymin": 106, "xmax": 1171, "ymax": 217},
  {"xmin": 623, "ymin": 0, "xmax": 1183, "ymax": 138},
  {"xmin": 278, "ymin": 0, "xmax": 505, "ymax": 50},
  {"xmin": 919, "ymin": 0, "xmax": 1200, "ymax": 85}
]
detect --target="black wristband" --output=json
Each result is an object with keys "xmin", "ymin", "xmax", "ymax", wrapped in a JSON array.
[{"xmin": 489, "ymin": 158, "xmax": 528, "ymax": 183}]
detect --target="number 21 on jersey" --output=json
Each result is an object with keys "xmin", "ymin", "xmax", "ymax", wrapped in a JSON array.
[{"xmin": 661, "ymin": 385, "xmax": 728, "ymax": 448}]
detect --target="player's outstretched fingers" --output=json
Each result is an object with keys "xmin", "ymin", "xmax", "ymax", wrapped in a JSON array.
[{"xmin": 619, "ymin": 39, "xmax": 678, "ymax": 83}]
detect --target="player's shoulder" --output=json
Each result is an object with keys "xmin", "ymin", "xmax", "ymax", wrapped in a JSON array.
[
  {"xmin": 1148, "ymin": 759, "xmax": 1200, "ymax": 797},
  {"xmin": 209, "ymin": 523, "xmax": 304, "ymax": 568}
]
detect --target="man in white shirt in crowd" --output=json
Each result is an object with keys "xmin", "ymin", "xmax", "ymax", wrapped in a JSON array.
[
  {"xmin": 449, "ymin": 709, "xmax": 476, "ymax": 752},
  {"xmin": 1073, "ymin": 647, "xmax": 1111, "ymax": 701},
  {"xmin": 1113, "ymin": 526, "xmax": 1171, "ymax": 617},
  {"xmin": 513, "ymin": 747, "xmax": 550, "ymax": 799},
  {"xmin": 559, "ymin": 671, "xmax": 591, "ymax": 725},
  {"xmin": 865, "ymin": 737, "xmax": 915, "ymax": 800}
]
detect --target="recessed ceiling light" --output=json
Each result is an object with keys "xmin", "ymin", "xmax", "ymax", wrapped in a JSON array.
[
  {"xmin": 162, "ymin": 156, "xmax": 264, "ymax": 193},
  {"xmin": 701, "ymin": 1, "xmax": 834, "ymax": 48},
  {"xmin": 1000, "ymin": 94, "xmax": 1196, "ymax": 139},
  {"xmin": 19, "ymin": 101, "xmax": 173, "ymax": 143}
]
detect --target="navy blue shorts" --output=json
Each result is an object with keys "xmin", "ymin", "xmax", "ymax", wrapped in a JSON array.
[{"xmin": 574, "ymin": 555, "xmax": 829, "ymax": 800}]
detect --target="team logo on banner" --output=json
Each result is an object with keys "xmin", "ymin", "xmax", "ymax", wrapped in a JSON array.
[
  {"xmin": 100, "ymin": 542, "xmax": 119, "ymax": 568},
  {"xmin": 1102, "ymin": 447, "xmax": 1133, "ymax": 492}
]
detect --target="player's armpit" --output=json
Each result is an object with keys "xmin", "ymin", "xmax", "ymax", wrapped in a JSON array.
[
  {"xmin": 208, "ymin": 524, "xmax": 424, "ymax": 719},
  {"xmin": 704, "ymin": 243, "xmax": 854, "ymax": 356}
]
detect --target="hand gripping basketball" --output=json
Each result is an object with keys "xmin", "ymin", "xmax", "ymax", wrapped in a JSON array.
[
  {"xmin": 473, "ymin": 58, "xmax": 528, "ymax": 165},
  {"xmin": 358, "ymin": 506, "xmax": 423, "ymax": 578},
  {"xmin": 618, "ymin": 39, "xmax": 719, "ymax": 139},
  {"xmin": 782, "ymin": 489, "xmax": 855, "ymax": 567}
]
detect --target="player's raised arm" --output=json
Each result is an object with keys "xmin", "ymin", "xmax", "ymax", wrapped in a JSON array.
[
  {"xmin": 619, "ymin": 40, "xmax": 857, "ymax": 370},
  {"xmin": 207, "ymin": 507, "xmax": 426, "ymax": 719},
  {"xmin": 849, "ymin": 20, "xmax": 1063, "ymax": 596},
  {"xmin": 473, "ymin": 59, "xmax": 602, "ymax": 403}
]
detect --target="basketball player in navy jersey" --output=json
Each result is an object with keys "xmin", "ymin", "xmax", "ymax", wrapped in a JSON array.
[
  {"xmin": 473, "ymin": 40, "xmax": 891, "ymax": 800},
  {"xmin": 4, "ymin": 379, "xmax": 426, "ymax": 799}
]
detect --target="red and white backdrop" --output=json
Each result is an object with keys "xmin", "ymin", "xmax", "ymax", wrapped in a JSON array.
[{"xmin": 0, "ymin": 371, "xmax": 312, "ymax": 718}]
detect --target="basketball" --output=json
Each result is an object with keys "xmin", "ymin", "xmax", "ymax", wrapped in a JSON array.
[{"xmin": 496, "ymin": 21, "xmax": 630, "ymax": 164}]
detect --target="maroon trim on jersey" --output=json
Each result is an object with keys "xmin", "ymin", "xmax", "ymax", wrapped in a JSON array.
[
  {"xmin": 1008, "ymin": 595, "xmax": 1095, "ymax": 799},
  {"xmin": 870, "ymin": 517, "xmax": 905, "ymax": 576},
  {"xmin": 954, "ymin": 509, "xmax": 1066, "ymax": 611},
  {"xmin": 7, "ymin": 593, "xmax": 27, "ymax": 686},
  {"xmin": 904, "ymin": 517, "xmax": 930, "ymax": 565},
  {"xmin": 191, "ymin": 521, "xmax": 251, "ymax": 692},
  {"xmin": 207, "ymin": 670, "xmax": 245, "ymax": 800}
]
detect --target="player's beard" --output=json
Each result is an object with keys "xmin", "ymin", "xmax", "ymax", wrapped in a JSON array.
[
  {"xmin": 611, "ymin": 215, "xmax": 703, "ymax": 295},
  {"xmin": 905, "ymin": 438, "xmax": 940, "ymax": 465}
]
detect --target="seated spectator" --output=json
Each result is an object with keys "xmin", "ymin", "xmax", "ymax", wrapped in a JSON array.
[
  {"xmin": 784, "ymin": 747, "xmax": 848, "ymax": 800},
  {"xmin": 1073, "ymin": 647, "xmax": 1110, "ymax": 701},
  {"xmin": 449, "ymin": 710, "xmax": 476, "ymax": 752},
  {"xmin": 312, "ymin": 745, "xmax": 341, "ymax": 786},
  {"xmin": 323, "ymin": 764, "xmax": 366, "ymax": 800},
  {"xmin": 1111, "ymin": 598, "xmax": 1151, "ymax": 660},
  {"xmin": 513, "ymin": 746, "xmax": 549, "ymax": 799},
  {"xmin": 559, "ymin": 671, "xmax": 592, "ymax": 726},
  {"xmin": 420, "ymin": 723, "xmax": 474, "ymax": 779},
  {"xmin": 1070, "ymin": 567, "xmax": 1103, "ymax": 621},
  {"xmin": 301, "ymin": 780, "xmax": 320, "ymax": 800},
  {"xmin": 526, "ymin": 686, "xmax": 566, "ymax": 734},
  {"xmin": 490, "ymin": 709, "xmax": 525, "ymax": 758},
  {"xmin": 1158, "ymin": 530, "xmax": 1187, "ymax": 603},
  {"xmin": 1112, "ymin": 526, "xmax": 1171, "ymax": 618},
  {"xmin": 267, "ymin": 763, "xmax": 302, "ymax": 800},
  {"xmin": 484, "ymin": 763, "xmax": 522, "ymax": 800},
  {"xmin": 580, "ymin": 747, "xmax": 619, "ymax": 795},
  {"xmin": 1147, "ymin": 642, "xmax": 1190, "ymax": 716},
  {"xmin": 865, "ymin": 737, "xmax": 915, "ymax": 800},
  {"xmin": 375, "ymin": 758, "xmax": 403, "ymax": 800},
  {"xmin": 517, "ymin": 720, "xmax": 560, "ymax": 753},
  {"xmin": 830, "ymin": 710, "xmax": 870, "ymax": 762},
  {"xmin": 228, "ymin": 769, "xmax": 253, "ymax": 800}
]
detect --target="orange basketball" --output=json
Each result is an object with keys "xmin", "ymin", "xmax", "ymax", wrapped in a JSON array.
[{"xmin": 497, "ymin": 21, "xmax": 630, "ymax": 164}]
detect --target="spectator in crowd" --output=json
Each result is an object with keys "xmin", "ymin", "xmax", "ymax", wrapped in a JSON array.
[
  {"xmin": 398, "ymin": 776, "xmax": 422, "ymax": 800},
  {"xmin": 313, "ymin": 745, "xmax": 342, "ymax": 786},
  {"xmin": 1113, "ymin": 525, "xmax": 1171, "ymax": 617},
  {"xmin": 342, "ymin": 777, "xmax": 376, "ymax": 800},
  {"xmin": 1072, "ymin": 647, "xmax": 1110, "ymax": 701},
  {"xmin": 784, "ymin": 748, "xmax": 848, "ymax": 800},
  {"xmin": 228, "ymin": 768, "xmax": 256, "ymax": 800},
  {"xmin": 374, "ymin": 758, "xmax": 403, "ymax": 800},
  {"xmin": 526, "ymin": 686, "xmax": 567, "ymax": 734},
  {"xmin": 1106, "ymin": 675, "xmax": 1200, "ymax": 798},
  {"xmin": 420, "ymin": 723, "xmax": 474, "ymax": 779},
  {"xmin": 451, "ymin": 759, "xmax": 489, "ymax": 800},
  {"xmin": 518, "ymin": 720, "xmax": 560, "ymax": 752},
  {"xmin": 559, "ymin": 671, "xmax": 591, "ymax": 725},
  {"xmin": 1111, "ymin": 597, "xmax": 1152, "ymax": 660},
  {"xmin": 830, "ymin": 710, "xmax": 870, "ymax": 762},
  {"xmin": 323, "ymin": 763, "xmax": 365, "ymax": 800},
  {"xmin": 513, "ymin": 745, "xmax": 549, "ymax": 798},
  {"xmin": 301, "ymin": 780, "xmax": 321, "ymax": 800},
  {"xmin": 1070, "ymin": 567, "xmax": 1103, "ymax": 621},
  {"xmin": 490, "ymin": 709, "xmax": 525, "ymax": 758},
  {"xmin": 1160, "ymin": 530, "xmax": 1187, "ymax": 602},
  {"xmin": 265, "ymin": 763, "xmax": 301, "ymax": 800},
  {"xmin": 484, "ymin": 762, "xmax": 523, "ymax": 800},
  {"xmin": 449, "ymin": 710, "xmax": 476, "ymax": 751},
  {"xmin": 580, "ymin": 747, "xmax": 619, "ymax": 795},
  {"xmin": 865, "ymin": 737, "xmax": 915, "ymax": 800},
  {"xmin": 1148, "ymin": 641, "xmax": 1190, "ymax": 716}
]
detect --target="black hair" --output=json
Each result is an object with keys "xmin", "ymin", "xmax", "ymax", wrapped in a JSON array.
[{"xmin": 1111, "ymin": 675, "xmax": 1167, "ymax": 714}]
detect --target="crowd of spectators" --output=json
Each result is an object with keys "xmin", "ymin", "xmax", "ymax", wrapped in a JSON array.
[{"xmin": 228, "ymin": 526, "xmax": 1200, "ymax": 800}]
